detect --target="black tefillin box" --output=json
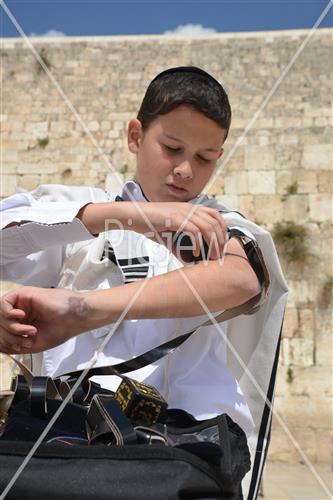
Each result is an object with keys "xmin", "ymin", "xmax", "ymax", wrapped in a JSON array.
[{"xmin": 115, "ymin": 377, "xmax": 168, "ymax": 426}]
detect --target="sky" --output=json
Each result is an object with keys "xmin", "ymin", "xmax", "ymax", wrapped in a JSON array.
[{"xmin": 1, "ymin": 0, "xmax": 332, "ymax": 38}]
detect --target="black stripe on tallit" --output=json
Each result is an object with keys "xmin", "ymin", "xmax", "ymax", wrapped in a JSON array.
[
  {"xmin": 124, "ymin": 277, "xmax": 149, "ymax": 283},
  {"xmin": 117, "ymin": 256, "xmax": 149, "ymax": 266},
  {"xmin": 121, "ymin": 266, "xmax": 149, "ymax": 273}
]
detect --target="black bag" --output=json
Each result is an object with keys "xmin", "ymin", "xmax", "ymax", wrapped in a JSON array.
[
  {"xmin": 1, "ymin": 412, "xmax": 249, "ymax": 500},
  {"xmin": 0, "ymin": 365, "xmax": 250, "ymax": 500}
]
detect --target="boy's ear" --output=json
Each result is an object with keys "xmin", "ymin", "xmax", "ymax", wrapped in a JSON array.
[
  {"xmin": 218, "ymin": 148, "xmax": 224, "ymax": 159},
  {"xmin": 127, "ymin": 118, "xmax": 143, "ymax": 154}
]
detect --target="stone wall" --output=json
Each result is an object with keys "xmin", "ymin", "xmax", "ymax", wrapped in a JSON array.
[{"xmin": 1, "ymin": 29, "xmax": 332, "ymax": 463}]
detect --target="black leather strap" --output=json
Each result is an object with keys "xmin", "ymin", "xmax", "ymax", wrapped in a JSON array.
[
  {"xmin": 58, "ymin": 378, "xmax": 115, "ymax": 406},
  {"xmin": 30, "ymin": 376, "xmax": 61, "ymax": 418},
  {"xmin": 86, "ymin": 395, "xmax": 137, "ymax": 445},
  {"xmin": 228, "ymin": 228, "xmax": 269, "ymax": 289},
  {"xmin": 60, "ymin": 329, "xmax": 195, "ymax": 381},
  {"xmin": 10, "ymin": 374, "xmax": 30, "ymax": 407},
  {"xmin": 60, "ymin": 294, "xmax": 262, "ymax": 384}
]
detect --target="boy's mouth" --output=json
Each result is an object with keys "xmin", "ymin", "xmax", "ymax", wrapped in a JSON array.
[{"xmin": 166, "ymin": 183, "xmax": 188, "ymax": 194}]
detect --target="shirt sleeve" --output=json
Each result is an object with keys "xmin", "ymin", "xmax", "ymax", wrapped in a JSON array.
[{"xmin": 0, "ymin": 186, "xmax": 104, "ymax": 285}]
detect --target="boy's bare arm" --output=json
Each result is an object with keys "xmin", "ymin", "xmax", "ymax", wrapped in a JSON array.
[
  {"xmin": 0, "ymin": 238, "xmax": 260, "ymax": 354},
  {"xmin": 77, "ymin": 201, "xmax": 228, "ymax": 259},
  {"xmin": 86, "ymin": 238, "xmax": 260, "ymax": 321}
]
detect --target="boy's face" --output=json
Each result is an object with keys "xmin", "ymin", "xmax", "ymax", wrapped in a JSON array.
[{"xmin": 127, "ymin": 105, "xmax": 225, "ymax": 202}]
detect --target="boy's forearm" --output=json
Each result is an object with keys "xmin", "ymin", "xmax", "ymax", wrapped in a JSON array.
[
  {"xmin": 84, "ymin": 257, "xmax": 260, "ymax": 329},
  {"xmin": 76, "ymin": 202, "xmax": 129, "ymax": 235}
]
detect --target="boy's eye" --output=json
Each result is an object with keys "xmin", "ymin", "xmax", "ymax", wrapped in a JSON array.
[
  {"xmin": 164, "ymin": 145, "xmax": 181, "ymax": 153},
  {"xmin": 197, "ymin": 155, "xmax": 211, "ymax": 163}
]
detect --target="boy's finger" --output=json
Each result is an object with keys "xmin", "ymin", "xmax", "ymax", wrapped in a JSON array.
[
  {"xmin": 0, "ymin": 332, "xmax": 21, "ymax": 352},
  {"xmin": 0, "ymin": 328, "xmax": 34, "ymax": 350},
  {"xmin": 0, "ymin": 316, "xmax": 36, "ymax": 336},
  {"xmin": 7, "ymin": 308, "xmax": 26, "ymax": 319},
  {"xmin": 0, "ymin": 293, "xmax": 20, "ymax": 318},
  {"xmin": 8, "ymin": 322, "xmax": 37, "ymax": 337}
]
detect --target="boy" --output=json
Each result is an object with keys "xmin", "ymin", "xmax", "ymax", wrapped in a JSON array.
[{"xmin": 0, "ymin": 67, "xmax": 287, "ymax": 498}]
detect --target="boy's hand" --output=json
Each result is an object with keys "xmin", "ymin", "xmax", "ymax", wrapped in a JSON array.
[
  {"xmin": 0, "ymin": 287, "xmax": 95, "ymax": 354},
  {"xmin": 115, "ymin": 202, "xmax": 228, "ymax": 259}
]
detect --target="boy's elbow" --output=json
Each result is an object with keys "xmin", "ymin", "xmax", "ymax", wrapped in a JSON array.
[
  {"xmin": 230, "ymin": 265, "xmax": 262, "ymax": 309},
  {"xmin": 247, "ymin": 268, "xmax": 262, "ymax": 298}
]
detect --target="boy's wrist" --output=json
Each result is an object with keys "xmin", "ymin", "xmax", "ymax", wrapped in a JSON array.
[
  {"xmin": 80, "ymin": 289, "xmax": 117, "ymax": 331},
  {"xmin": 76, "ymin": 202, "xmax": 133, "ymax": 235}
]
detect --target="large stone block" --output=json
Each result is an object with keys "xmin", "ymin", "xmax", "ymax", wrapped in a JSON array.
[
  {"xmin": 274, "ymin": 395, "xmax": 331, "ymax": 429},
  {"xmin": 88, "ymin": 121, "xmax": 100, "ymax": 132},
  {"xmin": 317, "ymin": 170, "xmax": 332, "ymax": 193},
  {"xmin": 2, "ymin": 150, "xmax": 18, "ymax": 162},
  {"xmin": 222, "ymin": 146, "xmax": 245, "ymax": 172},
  {"xmin": 1, "ymin": 164, "xmax": 17, "ymax": 174},
  {"xmin": 16, "ymin": 73, "xmax": 34, "ymax": 83},
  {"xmin": 258, "ymin": 131, "xmax": 271, "ymax": 146},
  {"xmin": 268, "ymin": 421, "xmax": 317, "ymax": 463},
  {"xmin": 278, "ymin": 134, "xmax": 298, "ymax": 145},
  {"xmin": 17, "ymin": 174, "xmax": 41, "ymax": 191},
  {"xmin": 282, "ymin": 194, "xmax": 309, "ymax": 223},
  {"xmin": 276, "ymin": 169, "xmax": 317, "ymax": 194},
  {"xmin": 17, "ymin": 163, "xmax": 58, "ymax": 174},
  {"xmin": 248, "ymin": 170, "xmax": 275, "ymax": 194},
  {"xmin": 302, "ymin": 144, "xmax": 332, "ymax": 170},
  {"xmin": 309, "ymin": 194, "xmax": 332, "ymax": 222},
  {"xmin": 223, "ymin": 171, "xmax": 248, "ymax": 194},
  {"xmin": 288, "ymin": 279, "xmax": 317, "ymax": 306},
  {"xmin": 238, "ymin": 195, "xmax": 255, "ymax": 219},
  {"xmin": 289, "ymin": 366, "xmax": 331, "ymax": 397},
  {"xmin": 314, "ymin": 332, "xmax": 332, "ymax": 369},
  {"xmin": 283, "ymin": 338, "xmax": 315, "ymax": 371},
  {"xmin": 314, "ymin": 428, "xmax": 332, "ymax": 462},
  {"xmin": 215, "ymin": 194, "xmax": 239, "ymax": 211},
  {"xmin": 25, "ymin": 121, "xmax": 48, "ymax": 136},
  {"xmin": 50, "ymin": 121, "xmax": 72, "ymax": 133},
  {"xmin": 282, "ymin": 307, "xmax": 298, "ymax": 338},
  {"xmin": 0, "ymin": 175, "xmax": 17, "ymax": 197},
  {"xmin": 253, "ymin": 195, "xmax": 282, "ymax": 224},
  {"xmin": 244, "ymin": 145, "xmax": 275, "ymax": 170},
  {"xmin": 298, "ymin": 307, "xmax": 314, "ymax": 339},
  {"xmin": 208, "ymin": 175, "xmax": 224, "ymax": 197}
]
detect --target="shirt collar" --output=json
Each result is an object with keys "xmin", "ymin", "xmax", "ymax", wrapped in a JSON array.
[
  {"xmin": 121, "ymin": 179, "xmax": 147, "ymax": 202},
  {"xmin": 120, "ymin": 179, "xmax": 209, "ymax": 204}
]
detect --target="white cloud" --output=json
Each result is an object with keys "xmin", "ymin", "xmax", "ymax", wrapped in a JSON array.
[
  {"xmin": 163, "ymin": 23, "xmax": 216, "ymax": 36},
  {"xmin": 30, "ymin": 29, "xmax": 66, "ymax": 37}
]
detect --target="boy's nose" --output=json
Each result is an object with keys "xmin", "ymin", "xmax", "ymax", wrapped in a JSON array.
[{"xmin": 173, "ymin": 160, "xmax": 193, "ymax": 179}]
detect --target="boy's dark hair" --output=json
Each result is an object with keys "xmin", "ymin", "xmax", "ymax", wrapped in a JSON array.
[{"xmin": 137, "ymin": 66, "xmax": 232, "ymax": 139}]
